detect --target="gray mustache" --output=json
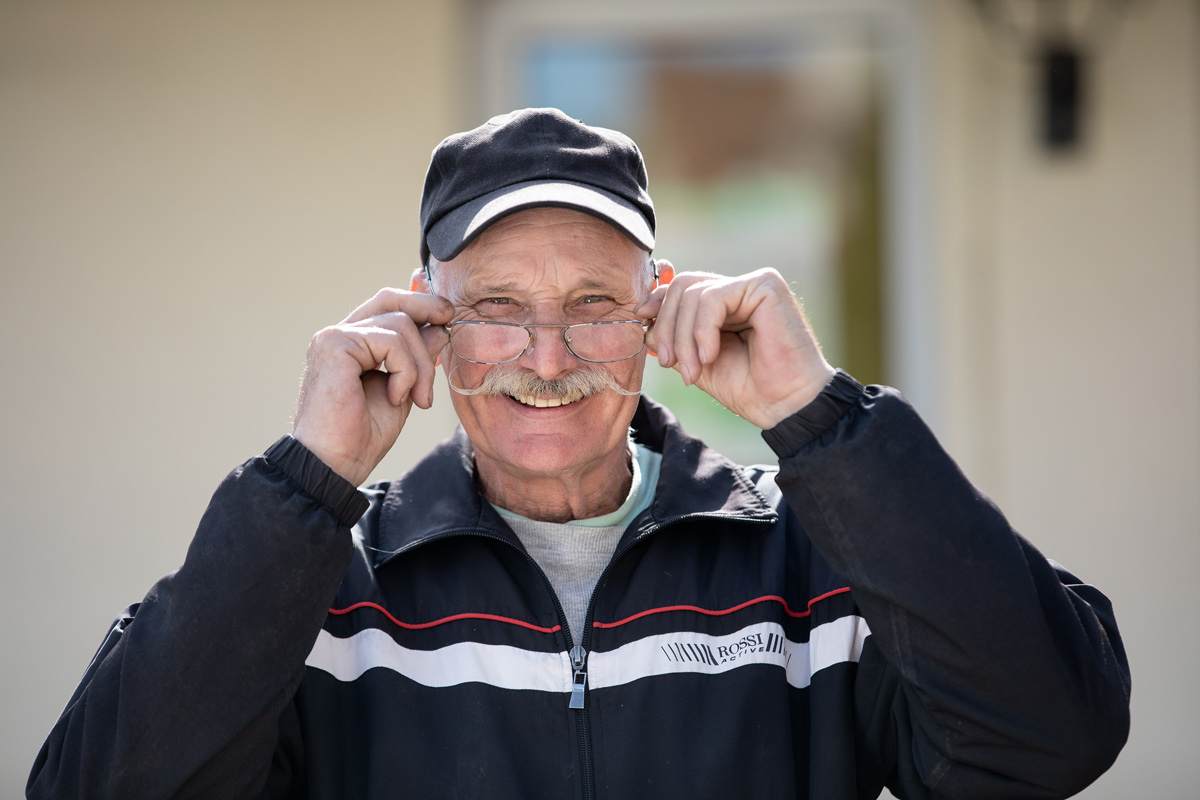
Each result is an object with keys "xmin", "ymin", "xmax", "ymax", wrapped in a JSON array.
[{"xmin": 448, "ymin": 363, "xmax": 638, "ymax": 397}]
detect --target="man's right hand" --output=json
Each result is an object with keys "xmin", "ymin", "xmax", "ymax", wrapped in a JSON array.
[{"xmin": 292, "ymin": 289, "xmax": 453, "ymax": 486}]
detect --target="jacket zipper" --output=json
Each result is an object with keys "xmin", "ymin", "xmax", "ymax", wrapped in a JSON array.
[
  {"xmin": 572, "ymin": 521, "xmax": 673, "ymax": 800},
  {"xmin": 570, "ymin": 644, "xmax": 595, "ymax": 800},
  {"xmin": 380, "ymin": 512, "xmax": 771, "ymax": 800},
  {"xmin": 569, "ymin": 644, "xmax": 588, "ymax": 709},
  {"xmin": 573, "ymin": 514, "xmax": 750, "ymax": 799},
  {"xmin": 572, "ymin": 512, "xmax": 775, "ymax": 798}
]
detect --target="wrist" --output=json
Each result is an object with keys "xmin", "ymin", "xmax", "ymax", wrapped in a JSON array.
[
  {"xmin": 264, "ymin": 436, "xmax": 371, "ymax": 525},
  {"xmin": 291, "ymin": 426, "xmax": 370, "ymax": 487},
  {"xmin": 754, "ymin": 363, "xmax": 838, "ymax": 430},
  {"xmin": 761, "ymin": 369, "xmax": 865, "ymax": 455}
]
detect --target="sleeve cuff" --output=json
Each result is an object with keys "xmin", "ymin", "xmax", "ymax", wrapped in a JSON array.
[
  {"xmin": 263, "ymin": 435, "xmax": 371, "ymax": 527},
  {"xmin": 761, "ymin": 370, "xmax": 865, "ymax": 457}
]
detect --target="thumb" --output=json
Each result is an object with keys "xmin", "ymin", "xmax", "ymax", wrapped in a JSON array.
[
  {"xmin": 634, "ymin": 286, "xmax": 667, "ymax": 320},
  {"xmin": 421, "ymin": 323, "xmax": 450, "ymax": 366}
]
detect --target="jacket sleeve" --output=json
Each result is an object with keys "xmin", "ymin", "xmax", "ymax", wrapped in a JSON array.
[
  {"xmin": 27, "ymin": 436, "xmax": 365, "ymax": 800},
  {"xmin": 763, "ymin": 372, "xmax": 1131, "ymax": 800}
]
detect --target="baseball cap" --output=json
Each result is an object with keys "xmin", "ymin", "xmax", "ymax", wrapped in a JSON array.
[{"xmin": 419, "ymin": 107, "xmax": 656, "ymax": 264}]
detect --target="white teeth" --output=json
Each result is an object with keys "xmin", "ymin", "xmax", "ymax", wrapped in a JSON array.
[{"xmin": 513, "ymin": 392, "xmax": 583, "ymax": 407}]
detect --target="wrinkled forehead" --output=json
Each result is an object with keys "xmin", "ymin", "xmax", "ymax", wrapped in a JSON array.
[
  {"xmin": 438, "ymin": 208, "xmax": 649, "ymax": 299},
  {"xmin": 454, "ymin": 256, "xmax": 644, "ymax": 299}
]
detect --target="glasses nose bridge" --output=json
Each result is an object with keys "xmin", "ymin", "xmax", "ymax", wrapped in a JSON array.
[
  {"xmin": 450, "ymin": 320, "xmax": 642, "ymax": 364},
  {"xmin": 522, "ymin": 323, "xmax": 575, "ymax": 359}
]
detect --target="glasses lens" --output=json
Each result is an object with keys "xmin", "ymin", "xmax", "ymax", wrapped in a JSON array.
[
  {"xmin": 565, "ymin": 321, "xmax": 645, "ymax": 362},
  {"xmin": 450, "ymin": 323, "xmax": 530, "ymax": 363}
]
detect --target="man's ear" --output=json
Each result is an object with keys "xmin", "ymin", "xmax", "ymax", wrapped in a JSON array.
[
  {"xmin": 410, "ymin": 267, "xmax": 431, "ymax": 294},
  {"xmin": 653, "ymin": 259, "xmax": 675, "ymax": 289}
]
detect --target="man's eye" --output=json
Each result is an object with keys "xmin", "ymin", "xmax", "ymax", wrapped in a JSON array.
[
  {"xmin": 476, "ymin": 298, "xmax": 522, "ymax": 313},
  {"xmin": 580, "ymin": 296, "xmax": 612, "ymax": 304},
  {"xmin": 474, "ymin": 298, "xmax": 523, "ymax": 319}
]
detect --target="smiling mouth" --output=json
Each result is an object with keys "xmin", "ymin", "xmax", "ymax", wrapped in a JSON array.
[{"xmin": 512, "ymin": 390, "xmax": 585, "ymax": 408}]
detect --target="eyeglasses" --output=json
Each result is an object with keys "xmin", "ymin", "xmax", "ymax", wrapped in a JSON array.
[{"xmin": 445, "ymin": 319, "xmax": 647, "ymax": 364}]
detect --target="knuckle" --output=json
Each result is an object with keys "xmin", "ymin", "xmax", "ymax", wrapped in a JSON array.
[
  {"xmin": 754, "ymin": 267, "xmax": 787, "ymax": 287},
  {"xmin": 391, "ymin": 346, "xmax": 418, "ymax": 367},
  {"xmin": 308, "ymin": 325, "xmax": 342, "ymax": 352},
  {"xmin": 696, "ymin": 283, "xmax": 726, "ymax": 311},
  {"xmin": 383, "ymin": 359, "xmax": 413, "ymax": 381},
  {"xmin": 373, "ymin": 286, "xmax": 406, "ymax": 303}
]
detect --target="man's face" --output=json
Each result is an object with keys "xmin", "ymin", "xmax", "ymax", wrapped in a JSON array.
[{"xmin": 435, "ymin": 207, "xmax": 651, "ymax": 484}]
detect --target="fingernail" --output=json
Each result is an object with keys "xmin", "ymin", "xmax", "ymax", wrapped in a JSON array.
[{"xmin": 697, "ymin": 345, "xmax": 707, "ymax": 364}]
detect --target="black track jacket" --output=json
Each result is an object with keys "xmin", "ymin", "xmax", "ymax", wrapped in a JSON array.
[{"xmin": 28, "ymin": 373, "xmax": 1130, "ymax": 799}]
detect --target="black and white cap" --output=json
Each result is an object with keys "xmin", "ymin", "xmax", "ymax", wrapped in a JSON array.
[{"xmin": 419, "ymin": 107, "xmax": 656, "ymax": 264}]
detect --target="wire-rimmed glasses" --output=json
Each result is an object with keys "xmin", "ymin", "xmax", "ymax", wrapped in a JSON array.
[{"xmin": 446, "ymin": 319, "xmax": 647, "ymax": 364}]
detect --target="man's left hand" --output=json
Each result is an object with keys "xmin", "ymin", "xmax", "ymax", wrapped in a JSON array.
[{"xmin": 637, "ymin": 266, "xmax": 836, "ymax": 430}]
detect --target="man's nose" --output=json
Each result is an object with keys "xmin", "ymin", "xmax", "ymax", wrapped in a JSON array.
[{"xmin": 518, "ymin": 326, "xmax": 577, "ymax": 380}]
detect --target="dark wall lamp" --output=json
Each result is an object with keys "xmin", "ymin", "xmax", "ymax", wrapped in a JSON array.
[{"xmin": 971, "ymin": 0, "xmax": 1135, "ymax": 152}]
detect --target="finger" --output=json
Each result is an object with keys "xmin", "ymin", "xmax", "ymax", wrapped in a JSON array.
[
  {"xmin": 670, "ymin": 281, "xmax": 712, "ymax": 385},
  {"xmin": 342, "ymin": 287, "xmax": 455, "ymax": 327},
  {"xmin": 389, "ymin": 317, "xmax": 441, "ymax": 409},
  {"xmin": 634, "ymin": 285, "xmax": 667, "ymax": 320},
  {"xmin": 635, "ymin": 288, "xmax": 667, "ymax": 358},
  {"xmin": 347, "ymin": 314, "xmax": 438, "ymax": 409},
  {"xmin": 646, "ymin": 272, "xmax": 711, "ymax": 369},
  {"xmin": 362, "ymin": 328, "xmax": 414, "ymax": 385},
  {"xmin": 692, "ymin": 280, "xmax": 746, "ymax": 368},
  {"xmin": 308, "ymin": 324, "xmax": 389, "ymax": 377},
  {"xmin": 362, "ymin": 369, "xmax": 413, "ymax": 424},
  {"xmin": 653, "ymin": 258, "xmax": 676, "ymax": 289},
  {"xmin": 386, "ymin": 362, "xmax": 418, "ymax": 407},
  {"xmin": 420, "ymin": 323, "xmax": 451, "ymax": 366},
  {"xmin": 373, "ymin": 335, "xmax": 418, "ymax": 407},
  {"xmin": 634, "ymin": 258, "xmax": 674, "ymax": 317},
  {"xmin": 315, "ymin": 306, "xmax": 442, "ymax": 396},
  {"xmin": 313, "ymin": 322, "xmax": 416, "ymax": 396}
]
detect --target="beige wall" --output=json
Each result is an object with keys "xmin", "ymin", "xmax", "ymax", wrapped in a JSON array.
[
  {"xmin": 0, "ymin": 1, "xmax": 468, "ymax": 790},
  {"xmin": 930, "ymin": 0, "xmax": 1200, "ymax": 796},
  {"xmin": 2, "ymin": 0, "xmax": 1197, "ymax": 796}
]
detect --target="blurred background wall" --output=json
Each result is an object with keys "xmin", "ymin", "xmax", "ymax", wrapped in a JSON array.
[{"xmin": 1, "ymin": 0, "xmax": 1196, "ymax": 797}]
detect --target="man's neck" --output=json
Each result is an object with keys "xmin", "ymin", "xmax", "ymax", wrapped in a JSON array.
[{"xmin": 474, "ymin": 446, "xmax": 633, "ymax": 523}]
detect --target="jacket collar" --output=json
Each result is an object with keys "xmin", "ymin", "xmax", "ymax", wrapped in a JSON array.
[{"xmin": 372, "ymin": 395, "xmax": 778, "ymax": 568}]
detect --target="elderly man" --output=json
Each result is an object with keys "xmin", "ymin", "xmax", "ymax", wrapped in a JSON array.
[{"xmin": 30, "ymin": 108, "xmax": 1128, "ymax": 800}]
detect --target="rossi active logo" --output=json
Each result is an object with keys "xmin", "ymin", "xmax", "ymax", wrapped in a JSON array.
[{"xmin": 660, "ymin": 631, "xmax": 788, "ymax": 666}]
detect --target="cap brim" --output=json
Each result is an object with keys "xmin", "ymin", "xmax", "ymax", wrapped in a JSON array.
[{"xmin": 426, "ymin": 180, "xmax": 655, "ymax": 262}]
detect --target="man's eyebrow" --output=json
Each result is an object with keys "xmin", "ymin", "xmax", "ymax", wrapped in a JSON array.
[
  {"xmin": 463, "ymin": 281, "xmax": 520, "ymax": 296},
  {"xmin": 576, "ymin": 277, "xmax": 623, "ymax": 292},
  {"xmin": 461, "ymin": 276, "xmax": 630, "ymax": 296}
]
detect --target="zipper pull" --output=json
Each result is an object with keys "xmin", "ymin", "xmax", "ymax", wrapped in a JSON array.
[{"xmin": 569, "ymin": 644, "xmax": 588, "ymax": 710}]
